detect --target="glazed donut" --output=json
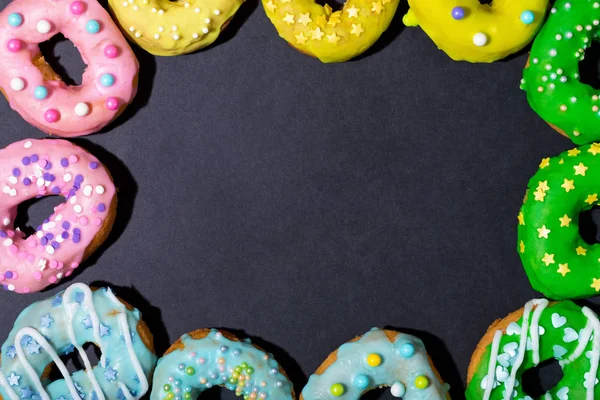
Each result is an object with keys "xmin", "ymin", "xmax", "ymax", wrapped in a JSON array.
[
  {"xmin": 108, "ymin": 0, "xmax": 244, "ymax": 56},
  {"xmin": 466, "ymin": 299, "xmax": 600, "ymax": 400},
  {"xmin": 0, "ymin": 283, "xmax": 157, "ymax": 400},
  {"xmin": 0, "ymin": 139, "xmax": 117, "ymax": 294},
  {"xmin": 261, "ymin": 0, "xmax": 399, "ymax": 63},
  {"xmin": 402, "ymin": 0, "xmax": 548, "ymax": 63},
  {"xmin": 301, "ymin": 328, "xmax": 449, "ymax": 399},
  {"xmin": 517, "ymin": 143, "xmax": 600, "ymax": 300},
  {"xmin": 521, "ymin": 0, "xmax": 600, "ymax": 144},
  {"xmin": 150, "ymin": 329, "xmax": 294, "ymax": 400},
  {"xmin": 0, "ymin": 0, "xmax": 138, "ymax": 137}
]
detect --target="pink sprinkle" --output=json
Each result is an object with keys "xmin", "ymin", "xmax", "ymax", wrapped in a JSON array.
[
  {"xmin": 69, "ymin": 155, "xmax": 79, "ymax": 163},
  {"xmin": 92, "ymin": 217, "xmax": 102, "ymax": 226},
  {"xmin": 33, "ymin": 271, "xmax": 42, "ymax": 280},
  {"xmin": 190, "ymin": 352, "xmax": 197, "ymax": 358},
  {"xmin": 26, "ymin": 255, "xmax": 34, "ymax": 263},
  {"xmin": 58, "ymin": 261, "xmax": 64, "ymax": 269},
  {"xmin": 9, "ymin": 245, "xmax": 18, "ymax": 255},
  {"xmin": 70, "ymin": 1, "xmax": 85, "ymax": 14},
  {"xmin": 79, "ymin": 216, "xmax": 88, "ymax": 226},
  {"xmin": 48, "ymin": 276, "xmax": 57, "ymax": 284},
  {"xmin": 105, "ymin": 97, "xmax": 119, "ymax": 110},
  {"xmin": 66, "ymin": 271, "xmax": 72, "ymax": 277},
  {"xmin": 49, "ymin": 259, "xmax": 58, "ymax": 269},
  {"xmin": 18, "ymin": 251, "xmax": 27, "ymax": 259},
  {"xmin": 0, "ymin": 274, "xmax": 5, "ymax": 282},
  {"xmin": 28, "ymin": 240, "xmax": 36, "ymax": 248},
  {"xmin": 22, "ymin": 287, "xmax": 30, "ymax": 293},
  {"xmin": 198, "ymin": 358, "xmax": 206, "ymax": 364},
  {"xmin": 7, "ymin": 230, "xmax": 14, "ymax": 237},
  {"xmin": 7, "ymin": 38, "xmax": 22, "ymax": 52},
  {"xmin": 11, "ymin": 271, "xmax": 18, "ymax": 280},
  {"xmin": 104, "ymin": 44, "xmax": 118, "ymax": 58},
  {"xmin": 91, "ymin": 205, "xmax": 97, "ymax": 213},
  {"xmin": 44, "ymin": 109, "xmax": 60, "ymax": 123},
  {"xmin": 71, "ymin": 262, "xmax": 79, "ymax": 269}
]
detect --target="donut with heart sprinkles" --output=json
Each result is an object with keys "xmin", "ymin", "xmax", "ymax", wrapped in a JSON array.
[{"xmin": 0, "ymin": 139, "xmax": 117, "ymax": 294}]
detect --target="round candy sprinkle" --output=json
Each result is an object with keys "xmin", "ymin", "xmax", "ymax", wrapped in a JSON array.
[
  {"xmin": 36, "ymin": 19, "xmax": 51, "ymax": 34},
  {"xmin": 74, "ymin": 102, "xmax": 90, "ymax": 117},
  {"xmin": 520, "ymin": 10, "xmax": 535, "ymax": 24},
  {"xmin": 366, "ymin": 353, "xmax": 382, "ymax": 367},
  {"xmin": 330, "ymin": 383, "xmax": 344, "ymax": 397},
  {"xmin": 414, "ymin": 375, "xmax": 429, "ymax": 389},
  {"xmin": 163, "ymin": 385, "xmax": 171, "ymax": 392},
  {"xmin": 353, "ymin": 375, "xmax": 369, "ymax": 389},
  {"xmin": 86, "ymin": 20, "xmax": 100, "ymax": 34},
  {"xmin": 100, "ymin": 73, "xmax": 115, "ymax": 87},
  {"xmin": 185, "ymin": 367, "xmax": 195, "ymax": 375},
  {"xmin": 390, "ymin": 381, "xmax": 405, "ymax": 397},
  {"xmin": 7, "ymin": 39, "xmax": 22, "ymax": 52},
  {"xmin": 104, "ymin": 44, "xmax": 118, "ymax": 58},
  {"xmin": 70, "ymin": 1, "xmax": 85, "ymax": 14},
  {"xmin": 34, "ymin": 86, "xmax": 48, "ymax": 100},
  {"xmin": 10, "ymin": 77, "xmax": 24, "ymax": 91},
  {"xmin": 105, "ymin": 97, "xmax": 119, "ymax": 110},
  {"xmin": 473, "ymin": 32, "xmax": 488, "ymax": 47},
  {"xmin": 399, "ymin": 342, "xmax": 415, "ymax": 358},
  {"xmin": 451, "ymin": 6, "xmax": 465, "ymax": 20},
  {"xmin": 44, "ymin": 109, "xmax": 59, "ymax": 123},
  {"xmin": 8, "ymin": 13, "xmax": 23, "ymax": 27}
]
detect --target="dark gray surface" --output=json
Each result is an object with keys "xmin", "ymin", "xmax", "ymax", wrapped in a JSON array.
[{"xmin": 0, "ymin": 1, "xmax": 595, "ymax": 398}]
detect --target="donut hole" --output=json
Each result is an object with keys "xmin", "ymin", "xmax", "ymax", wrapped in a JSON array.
[
  {"xmin": 578, "ymin": 207, "xmax": 600, "ymax": 245},
  {"xmin": 196, "ymin": 386, "xmax": 243, "ymax": 400},
  {"xmin": 45, "ymin": 343, "xmax": 102, "ymax": 382},
  {"xmin": 478, "ymin": 0, "xmax": 492, "ymax": 4},
  {"xmin": 14, "ymin": 196, "xmax": 65, "ymax": 238},
  {"xmin": 38, "ymin": 33, "xmax": 87, "ymax": 86},
  {"xmin": 361, "ymin": 387, "xmax": 397, "ymax": 400},
  {"xmin": 521, "ymin": 359, "xmax": 563, "ymax": 398},
  {"xmin": 579, "ymin": 41, "xmax": 600, "ymax": 90}
]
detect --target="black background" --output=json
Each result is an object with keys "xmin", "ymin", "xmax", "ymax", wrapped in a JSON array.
[{"xmin": 0, "ymin": 1, "xmax": 597, "ymax": 399}]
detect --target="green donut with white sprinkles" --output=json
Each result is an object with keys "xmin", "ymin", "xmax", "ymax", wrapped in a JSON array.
[
  {"xmin": 518, "ymin": 142, "xmax": 600, "ymax": 299},
  {"xmin": 521, "ymin": 0, "xmax": 600, "ymax": 145}
]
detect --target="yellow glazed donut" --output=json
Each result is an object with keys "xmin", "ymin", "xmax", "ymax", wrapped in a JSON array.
[
  {"xmin": 108, "ymin": 0, "xmax": 244, "ymax": 55},
  {"xmin": 402, "ymin": 0, "xmax": 549, "ymax": 63},
  {"xmin": 261, "ymin": 0, "xmax": 399, "ymax": 62}
]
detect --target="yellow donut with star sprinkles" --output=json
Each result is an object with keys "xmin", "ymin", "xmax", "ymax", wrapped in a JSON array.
[
  {"xmin": 402, "ymin": 0, "xmax": 549, "ymax": 63},
  {"xmin": 108, "ymin": 0, "xmax": 245, "ymax": 56},
  {"xmin": 262, "ymin": 0, "xmax": 399, "ymax": 63}
]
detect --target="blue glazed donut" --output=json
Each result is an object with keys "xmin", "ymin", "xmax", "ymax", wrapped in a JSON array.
[{"xmin": 0, "ymin": 283, "xmax": 157, "ymax": 400}]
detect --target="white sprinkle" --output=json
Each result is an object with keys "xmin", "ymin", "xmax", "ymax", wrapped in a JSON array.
[
  {"xmin": 36, "ymin": 19, "xmax": 51, "ymax": 34},
  {"xmin": 205, "ymin": 18, "xmax": 211, "ymax": 23},
  {"xmin": 56, "ymin": 272, "xmax": 63, "ymax": 280},
  {"xmin": 56, "ymin": 235, "xmax": 64, "ymax": 243},
  {"xmin": 2, "ymin": 186, "xmax": 9, "ymax": 195},
  {"xmin": 83, "ymin": 185, "xmax": 93, "ymax": 197},
  {"xmin": 45, "ymin": 245, "xmax": 54, "ymax": 254},
  {"xmin": 556, "ymin": 34, "xmax": 562, "ymax": 40},
  {"xmin": 595, "ymin": 20, "xmax": 600, "ymax": 25},
  {"xmin": 74, "ymin": 102, "xmax": 90, "ymax": 117},
  {"xmin": 135, "ymin": 31, "xmax": 141, "ymax": 38},
  {"xmin": 542, "ymin": 76, "xmax": 548, "ymax": 82},
  {"xmin": 158, "ymin": 9, "xmax": 164, "ymax": 14},
  {"xmin": 55, "ymin": 214, "xmax": 63, "ymax": 221},
  {"xmin": 3, "ymin": 238, "xmax": 13, "ymax": 246},
  {"xmin": 574, "ymin": 130, "xmax": 581, "ymax": 136},
  {"xmin": 184, "ymin": 1, "xmax": 190, "ymax": 6},
  {"xmin": 557, "ymin": 68, "xmax": 563, "ymax": 75},
  {"xmin": 24, "ymin": 141, "xmax": 32, "ymax": 149},
  {"xmin": 8, "ymin": 177, "xmax": 17, "ymax": 185},
  {"xmin": 195, "ymin": 7, "xmax": 200, "ymax": 12},
  {"xmin": 571, "ymin": 96, "xmax": 577, "ymax": 102},
  {"xmin": 587, "ymin": 25, "xmax": 593, "ymax": 31},
  {"xmin": 63, "ymin": 173, "xmax": 72, "ymax": 182},
  {"xmin": 47, "ymin": 221, "xmax": 55, "ymax": 229},
  {"xmin": 566, "ymin": 32, "xmax": 573, "ymax": 38},
  {"xmin": 550, "ymin": 73, "xmax": 557, "ymax": 80},
  {"xmin": 577, "ymin": 25, "xmax": 583, "ymax": 31},
  {"xmin": 122, "ymin": 1, "xmax": 128, "ymax": 6},
  {"xmin": 192, "ymin": 33, "xmax": 199, "ymax": 39},
  {"xmin": 549, "ymin": 49, "xmax": 557, "ymax": 57},
  {"xmin": 560, "ymin": 76, "xmax": 567, "ymax": 83},
  {"xmin": 595, "ymin": 2, "xmax": 600, "ymax": 8},
  {"xmin": 38, "ymin": 259, "xmax": 47, "ymax": 270},
  {"xmin": 565, "ymin": 2, "xmax": 571, "ymax": 8},
  {"xmin": 129, "ymin": 26, "xmax": 135, "ymax": 32},
  {"xmin": 549, "ymin": 83, "xmax": 556, "ymax": 89},
  {"xmin": 154, "ymin": 33, "xmax": 160, "ymax": 39},
  {"xmin": 172, "ymin": 34, "xmax": 180, "ymax": 40},
  {"xmin": 545, "ymin": 64, "xmax": 552, "ymax": 71},
  {"xmin": 202, "ymin": 27, "xmax": 209, "ymax": 34},
  {"xmin": 95, "ymin": 185, "xmax": 105, "ymax": 194},
  {"xmin": 213, "ymin": 9, "xmax": 221, "ymax": 15},
  {"xmin": 533, "ymin": 58, "xmax": 539, "ymax": 64},
  {"xmin": 9, "ymin": 189, "xmax": 16, "ymax": 197},
  {"xmin": 593, "ymin": 106, "xmax": 598, "ymax": 112},
  {"xmin": 551, "ymin": 7, "xmax": 556, "ymax": 13},
  {"xmin": 172, "ymin": 25, "xmax": 178, "ymax": 31},
  {"xmin": 133, "ymin": 5, "xmax": 139, "ymax": 10},
  {"xmin": 10, "ymin": 77, "xmax": 25, "ymax": 91},
  {"xmin": 2, "ymin": 218, "xmax": 9, "ymax": 226},
  {"xmin": 158, "ymin": 26, "xmax": 165, "ymax": 32},
  {"xmin": 36, "ymin": 231, "xmax": 43, "ymax": 238},
  {"xmin": 73, "ymin": 204, "xmax": 82, "ymax": 213},
  {"xmin": 69, "ymin": 196, "xmax": 77, "ymax": 204},
  {"xmin": 7, "ymin": 285, "xmax": 15, "ymax": 291},
  {"xmin": 151, "ymin": 7, "xmax": 157, "ymax": 12}
]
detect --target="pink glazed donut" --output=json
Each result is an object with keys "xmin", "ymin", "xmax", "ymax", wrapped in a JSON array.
[
  {"xmin": 0, "ymin": 139, "xmax": 117, "ymax": 293},
  {"xmin": 0, "ymin": 0, "xmax": 139, "ymax": 137}
]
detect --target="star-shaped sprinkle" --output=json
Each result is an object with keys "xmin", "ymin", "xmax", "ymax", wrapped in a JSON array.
[
  {"xmin": 6, "ymin": 346, "xmax": 16, "ymax": 359},
  {"xmin": 346, "ymin": 5, "xmax": 359, "ymax": 18},
  {"xmin": 371, "ymin": 1, "xmax": 383, "ymax": 13},
  {"xmin": 20, "ymin": 335, "xmax": 31, "ymax": 347},
  {"xmin": 51, "ymin": 295, "xmax": 62, "ymax": 308},
  {"xmin": 542, "ymin": 253, "xmax": 555, "ymax": 266},
  {"xmin": 310, "ymin": 27, "xmax": 324, "ymax": 40},
  {"xmin": 592, "ymin": 278, "xmax": 600, "ymax": 292},
  {"xmin": 327, "ymin": 32, "xmax": 340, "ymax": 44},
  {"xmin": 537, "ymin": 225, "xmax": 551, "ymax": 239},
  {"xmin": 323, "ymin": 4, "xmax": 333, "ymax": 14},
  {"xmin": 576, "ymin": 246, "xmax": 587, "ymax": 256},
  {"xmin": 351, "ymin": 23, "xmax": 364, "ymax": 36},
  {"xmin": 100, "ymin": 324, "xmax": 111, "ymax": 337},
  {"xmin": 74, "ymin": 292, "xmax": 84, "ymax": 304},
  {"xmin": 557, "ymin": 263, "xmax": 571, "ymax": 276},
  {"xmin": 534, "ymin": 189, "xmax": 546, "ymax": 202},
  {"xmin": 559, "ymin": 214, "xmax": 572, "ymax": 227},
  {"xmin": 327, "ymin": 13, "xmax": 341, "ymax": 26},
  {"xmin": 574, "ymin": 162, "xmax": 588, "ymax": 176},
  {"xmin": 20, "ymin": 387, "xmax": 33, "ymax": 399},
  {"xmin": 589, "ymin": 143, "xmax": 600, "ymax": 155},
  {"xmin": 568, "ymin": 148, "xmax": 581, "ymax": 157},
  {"xmin": 562, "ymin": 179, "xmax": 575, "ymax": 192},
  {"xmin": 82, "ymin": 315, "xmax": 93, "ymax": 329},
  {"xmin": 120, "ymin": 332, "xmax": 136, "ymax": 344},
  {"xmin": 297, "ymin": 13, "xmax": 312, "ymax": 26},
  {"xmin": 539, "ymin": 158, "xmax": 550, "ymax": 169},
  {"xmin": 7, "ymin": 372, "xmax": 20, "ymax": 386},
  {"xmin": 63, "ymin": 344, "xmax": 75, "ymax": 355},
  {"xmin": 282, "ymin": 13, "xmax": 295, "ymax": 24},
  {"xmin": 537, "ymin": 181, "xmax": 549, "ymax": 192},
  {"xmin": 295, "ymin": 32, "xmax": 307, "ymax": 44},
  {"xmin": 40, "ymin": 314, "xmax": 53, "ymax": 329},
  {"xmin": 265, "ymin": 1, "xmax": 276, "ymax": 11},
  {"xmin": 104, "ymin": 368, "xmax": 118, "ymax": 382},
  {"xmin": 518, "ymin": 212, "xmax": 525, "ymax": 225},
  {"xmin": 519, "ymin": 241, "xmax": 525, "ymax": 254},
  {"xmin": 27, "ymin": 341, "xmax": 41, "ymax": 355},
  {"xmin": 586, "ymin": 194, "xmax": 599, "ymax": 205}
]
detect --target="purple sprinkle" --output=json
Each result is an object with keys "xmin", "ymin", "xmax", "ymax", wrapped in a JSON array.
[
  {"xmin": 97, "ymin": 203, "xmax": 106, "ymax": 212},
  {"xmin": 68, "ymin": 189, "xmax": 76, "ymax": 197},
  {"xmin": 12, "ymin": 168, "xmax": 20, "ymax": 177},
  {"xmin": 61, "ymin": 231, "xmax": 69, "ymax": 239},
  {"xmin": 44, "ymin": 161, "xmax": 52, "ymax": 170},
  {"xmin": 48, "ymin": 174, "xmax": 55, "ymax": 182},
  {"xmin": 73, "ymin": 228, "xmax": 81, "ymax": 235},
  {"xmin": 73, "ymin": 235, "xmax": 80, "ymax": 244},
  {"xmin": 45, "ymin": 233, "xmax": 54, "ymax": 240},
  {"xmin": 36, "ymin": 225, "xmax": 42, "ymax": 231},
  {"xmin": 74, "ymin": 174, "xmax": 84, "ymax": 184},
  {"xmin": 2, "ymin": 285, "xmax": 7, "ymax": 290},
  {"xmin": 0, "ymin": 231, "xmax": 7, "ymax": 238},
  {"xmin": 89, "ymin": 161, "xmax": 99, "ymax": 170},
  {"xmin": 43, "ymin": 218, "xmax": 49, "ymax": 224},
  {"xmin": 62, "ymin": 222, "xmax": 70, "ymax": 230},
  {"xmin": 51, "ymin": 241, "xmax": 59, "ymax": 249},
  {"xmin": 73, "ymin": 184, "xmax": 80, "ymax": 191},
  {"xmin": 4, "ymin": 271, "xmax": 13, "ymax": 279},
  {"xmin": 31, "ymin": 154, "xmax": 38, "ymax": 162},
  {"xmin": 60, "ymin": 158, "xmax": 69, "ymax": 167},
  {"xmin": 23, "ymin": 178, "xmax": 31, "ymax": 186},
  {"xmin": 22, "ymin": 157, "xmax": 30, "ymax": 166},
  {"xmin": 43, "ymin": 173, "xmax": 50, "ymax": 181},
  {"xmin": 51, "ymin": 186, "xmax": 60, "ymax": 195},
  {"xmin": 41, "ymin": 237, "xmax": 48, "ymax": 246}
]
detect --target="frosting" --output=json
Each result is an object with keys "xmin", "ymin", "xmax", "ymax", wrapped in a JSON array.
[
  {"xmin": 522, "ymin": 0, "xmax": 600, "ymax": 144},
  {"xmin": 0, "ymin": 283, "xmax": 157, "ymax": 400},
  {"xmin": 261, "ymin": 0, "xmax": 399, "ymax": 63},
  {"xmin": 301, "ymin": 328, "xmax": 449, "ymax": 399},
  {"xmin": 0, "ymin": 139, "xmax": 116, "ymax": 294},
  {"xmin": 0, "ymin": 0, "xmax": 138, "ymax": 137},
  {"xmin": 517, "ymin": 143, "xmax": 600, "ymax": 299},
  {"xmin": 108, "ymin": 0, "xmax": 244, "ymax": 56},
  {"xmin": 150, "ymin": 329, "xmax": 294, "ymax": 400},
  {"xmin": 402, "ymin": 0, "xmax": 548, "ymax": 63},
  {"xmin": 465, "ymin": 299, "xmax": 600, "ymax": 400}
]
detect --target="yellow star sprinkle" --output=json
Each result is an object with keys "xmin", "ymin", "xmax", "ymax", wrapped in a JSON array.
[
  {"xmin": 518, "ymin": 212, "xmax": 525, "ymax": 226},
  {"xmin": 297, "ymin": 12, "xmax": 312, "ymax": 26},
  {"xmin": 537, "ymin": 181, "xmax": 549, "ymax": 192},
  {"xmin": 266, "ymin": 1, "xmax": 277, "ymax": 11},
  {"xmin": 533, "ymin": 189, "xmax": 546, "ymax": 202},
  {"xmin": 371, "ymin": 1, "xmax": 383, "ymax": 14},
  {"xmin": 382, "ymin": 0, "xmax": 390, "ymax": 4},
  {"xmin": 574, "ymin": 162, "xmax": 588, "ymax": 176},
  {"xmin": 519, "ymin": 240, "xmax": 525, "ymax": 254},
  {"xmin": 280, "ymin": 0, "xmax": 291, "ymax": 4},
  {"xmin": 326, "ymin": 32, "xmax": 340, "ymax": 44},
  {"xmin": 346, "ymin": 5, "xmax": 359, "ymax": 18},
  {"xmin": 559, "ymin": 214, "xmax": 572, "ymax": 227},
  {"xmin": 537, "ymin": 225, "xmax": 551, "ymax": 239},
  {"xmin": 541, "ymin": 253, "xmax": 555, "ymax": 266},
  {"xmin": 589, "ymin": 143, "xmax": 600, "ymax": 155},
  {"xmin": 568, "ymin": 148, "xmax": 581, "ymax": 157},
  {"xmin": 282, "ymin": 13, "xmax": 295, "ymax": 24},
  {"xmin": 592, "ymin": 278, "xmax": 600, "ymax": 292},
  {"xmin": 327, "ymin": 12, "xmax": 341, "ymax": 26},
  {"xmin": 351, "ymin": 23, "xmax": 364, "ymax": 36},
  {"xmin": 295, "ymin": 32, "xmax": 308, "ymax": 44},
  {"xmin": 310, "ymin": 27, "xmax": 324, "ymax": 40},
  {"xmin": 324, "ymin": 4, "xmax": 333, "ymax": 15},
  {"xmin": 561, "ymin": 179, "xmax": 575, "ymax": 192},
  {"xmin": 557, "ymin": 263, "xmax": 571, "ymax": 277},
  {"xmin": 539, "ymin": 158, "xmax": 550, "ymax": 169},
  {"xmin": 585, "ymin": 194, "xmax": 599, "ymax": 205},
  {"xmin": 576, "ymin": 246, "xmax": 587, "ymax": 256},
  {"xmin": 559, "ymin": 159, "xmax": 564, "ymax": 165}
]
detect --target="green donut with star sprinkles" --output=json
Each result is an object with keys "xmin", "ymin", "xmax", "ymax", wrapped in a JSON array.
[
  {"xmin": 521, "ymin": 0, "xmax": 600, "ymax": 145},
  {"xmin": 518, "ymin": 143, "xmax": 600, "ymax": 299}
]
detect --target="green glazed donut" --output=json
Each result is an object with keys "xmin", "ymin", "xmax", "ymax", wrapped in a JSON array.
[
  {"xmin": 518, "ymin": 143, "xmax": 600, "ymax": 299},
  {"xmin": 521, "ymin": 0, "xmax": 600, "ymax": 145}
]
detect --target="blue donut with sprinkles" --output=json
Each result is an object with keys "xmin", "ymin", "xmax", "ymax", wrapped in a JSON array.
[{"xmin": 0, "ymin": 283, "xmax": 157, "ymax": 400}]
